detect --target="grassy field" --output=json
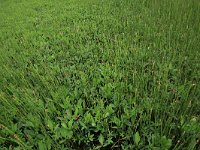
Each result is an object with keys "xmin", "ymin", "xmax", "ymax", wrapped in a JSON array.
[{"xmin": 0, "ymin": 0, "xmax": 200, "ymax": 149}]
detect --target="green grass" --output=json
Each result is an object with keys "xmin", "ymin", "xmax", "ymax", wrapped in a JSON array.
[{"xmin": 0, "ymin": 0, "xmax": 200, "ymax": 149}]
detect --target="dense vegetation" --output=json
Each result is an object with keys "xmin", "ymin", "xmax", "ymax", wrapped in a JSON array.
[{"xmin": 0, "ymin": 0, "xmax": 199, "ymax": 149}]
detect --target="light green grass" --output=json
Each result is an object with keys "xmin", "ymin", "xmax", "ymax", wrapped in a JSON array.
[{"xmin": 0, "ymin": 0, "xmax": 200, "ymax": 149}]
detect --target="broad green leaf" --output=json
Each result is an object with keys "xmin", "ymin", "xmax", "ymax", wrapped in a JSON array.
[
  {"xmin": 47, "ymin": 119, "xmax": 54, "ymax": 131},
  {"xmin": 61, "ymin": 122, "xmax": 67, "ymax": 128},
  {"xmin": 60, "ymin": 127, "xmax": 73, "ymax": 139},
  {"xmin": 134, "ymin": 132, "xmax": 140, "ymax": 146},
  {"xmin": 38, "ymin": 141, "xmax": 47, "ymax": 150},
  {"xmin": 98, "ymin": 134, "xmax": 104, "ymax": 145}
]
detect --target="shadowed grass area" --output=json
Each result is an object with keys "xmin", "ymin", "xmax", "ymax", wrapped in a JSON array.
[{"xmin": 0, "ymin": 0, "xmax": 199, "ymax": 149}]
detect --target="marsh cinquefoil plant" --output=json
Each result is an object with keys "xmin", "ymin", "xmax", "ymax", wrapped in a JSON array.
[{"xmin": 0, "ymin": 0, "xmax": 199, "ymax": 149}]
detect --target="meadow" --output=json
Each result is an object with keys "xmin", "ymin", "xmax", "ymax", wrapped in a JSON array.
[{"xmin": 0, "ymin": 0, "xmax": 200, "ymax": 149}]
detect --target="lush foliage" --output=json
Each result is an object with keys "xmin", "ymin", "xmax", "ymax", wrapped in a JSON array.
[{"xmin": 0, "ymin": 0, "xmax": 199, "ymax": 149}]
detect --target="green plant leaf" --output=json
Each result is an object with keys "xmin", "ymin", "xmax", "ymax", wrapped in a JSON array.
[
  {"xmin": 47, "ymin": 119, "xmax": 54, "ymax": 131},
  {"xmin": 98, "ymin": 134, "xmax": 104, "ymax": 145},
  {"xmin": 59, "ymin": 127, "xmax": 73, "ymax": 139},
  {"xmin": 61, "ymin": 122, "xmax": 67, "ymax": 128},
  {"xmin": 38, "ymin": 141, "xmax": 47, "ymax": 150},
  {"xmin": 134, "ymin": 132, "xmax": 140, "ymax": 146},
  {"xmin": 160, "ymin": 136, "xmax": 172, "ymax": 149}
]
